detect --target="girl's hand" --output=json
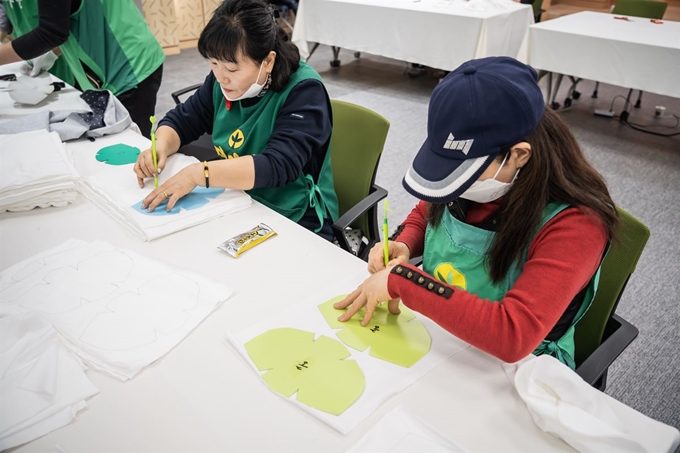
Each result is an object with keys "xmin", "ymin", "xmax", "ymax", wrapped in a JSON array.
[
  {"xmin": 333, "ymin": 268, "xmax": 400, "ymax": 326},
  {"xmin": 367, "ymin": 241, "xmax": 410, "ymax": 274},
  {"xmin": 141, "ymin": 165, "xmax": 201, "ymax": 212},
  {"xmin": 134, "ymin": 146, "xmax": 168, "ymax": 188}
]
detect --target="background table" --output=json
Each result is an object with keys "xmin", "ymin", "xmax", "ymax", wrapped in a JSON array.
[
  {"xmin": 292, "ymin": 0, "xmax": 534, "ymax": 71},
  {"xmin": 518, "ymin": 11, "xmax": 680, "ymax": 99},
  {"xmin": 0, "ymin": 62, "xmax": 90, "ymax": 124}
]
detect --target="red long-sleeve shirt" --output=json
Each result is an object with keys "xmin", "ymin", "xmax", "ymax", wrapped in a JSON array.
[{"xmin": 387, "ymin": 200, "xmax": 607, "ymax": 363}]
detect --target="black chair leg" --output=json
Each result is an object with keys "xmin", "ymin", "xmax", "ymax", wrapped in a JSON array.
[
  {"xmin": 592, "ymin": 82, "xmax": 599, "ymax": 99},
  {"xmin": 635, "ymin": 91, "xmax": 643, "ymax": 109}
]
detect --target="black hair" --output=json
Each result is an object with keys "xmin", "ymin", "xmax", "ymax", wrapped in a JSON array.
[{"xmin": 197, "ymin": 0, "xmax": 300, "ymax": 92}]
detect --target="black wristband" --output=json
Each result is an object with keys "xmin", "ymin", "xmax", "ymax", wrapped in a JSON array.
[{"xmin": 203, "ymin": 161, "xmax": 210, "ymax": 188}]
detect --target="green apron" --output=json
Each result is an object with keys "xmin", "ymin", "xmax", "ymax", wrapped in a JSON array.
[
  {"xmin": 423, "ymin": 202, "xmax": 601, "ymax": 369},
  {"xmin": 211, "ymin": 61, "xmax": 339, "ymax": 230},
  {"xmin": 4, "ymin": 0, "xmax": 165, "ymax": 95}
]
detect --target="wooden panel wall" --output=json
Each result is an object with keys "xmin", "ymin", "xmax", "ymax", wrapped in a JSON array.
[
  {"xmin": 141, "ymin": 0, "xmax": 223, "ymax": 54},
  {"xmin": 141, "ymin": 0, "xmax": 180, "ymax": 54}
]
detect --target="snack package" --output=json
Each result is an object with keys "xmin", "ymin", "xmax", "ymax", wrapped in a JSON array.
[{"xmin": 218, "ymin": 223, "xmax": 277, "ymax": 257}]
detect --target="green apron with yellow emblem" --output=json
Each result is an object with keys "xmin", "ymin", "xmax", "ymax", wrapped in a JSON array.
[
  {"xmin": 211, "ymin": 61, "xmax": 338, "ymax": 230},
  {"xmin": 423, "ymin": 202, "xmax": 601, "ymax": 369}
]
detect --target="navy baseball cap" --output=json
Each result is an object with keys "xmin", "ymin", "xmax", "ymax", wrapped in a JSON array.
[{"xmin": 403, "ymin": 57, "xmax": 545, "ymax": 203}]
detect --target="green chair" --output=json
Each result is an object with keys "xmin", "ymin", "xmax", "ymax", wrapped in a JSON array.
[
  {"xmin": 520, "ymin": 0, "xmax": 545, "ymax": 23},
  {"xmin": 330, "ymin": 100, "xmax": 389, "ymax": 260},
  {"xmin": 574, "ymin": 208, "xmax": 650, "ymax": 391},
  {"xmin": 561, "ymin": 0, "xmax": 667, "ymax": 108},
  {"xmin": 612, "ymin": 0, "xmax": 668, "ymax": 18}
]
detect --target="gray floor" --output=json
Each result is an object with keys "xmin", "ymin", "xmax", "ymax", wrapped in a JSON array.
[{"xmin": 156, "ymin": 46, "xmax": 680, "ymax": 431}]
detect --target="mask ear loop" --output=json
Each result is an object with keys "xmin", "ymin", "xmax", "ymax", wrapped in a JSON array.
[{"xmin": 491, "ymin": 152, "xmax": 510, "ymax": 181}]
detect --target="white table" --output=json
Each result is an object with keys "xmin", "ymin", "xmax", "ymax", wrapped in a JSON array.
[
  {"xmin": 292, "ymin": 0, "xmax": 534, "ymax": 71},
  {"xmin": 0, "ymin": 62, "xmax": 90, "ymax": 124},
  {"xmin": 1, "ymin": 90, "xmax": 676, "ymax": 452},
  {"xmin": 518, "ymin": 11, "xmax": 680, "ymax": 99}
]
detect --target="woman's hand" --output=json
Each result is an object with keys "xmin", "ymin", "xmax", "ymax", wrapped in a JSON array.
[
  {"xmin": 141, "ymin": 164, "xmax": 201, "ymax": 212},
  {"xmin": 134, "ymin": 146, "xmax": 168, "ymax": 188},
  {"xmin": 367, "ymin": 241, "xmax": 410, "ymax": 274},
  {"xmin": 333, "ymin": 267, "xmax": 400, "ymax": 326}
]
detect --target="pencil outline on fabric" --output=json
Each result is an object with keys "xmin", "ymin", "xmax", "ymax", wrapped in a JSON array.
[{"xmin": 150, "ymin": 116, "xmax": 158, "ymax": 188}]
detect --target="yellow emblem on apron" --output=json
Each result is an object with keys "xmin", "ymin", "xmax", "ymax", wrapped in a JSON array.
[
  {"xmin": 433, "ymin": 262, "xmax": 467, "ymax": 290},
  {"xmin": 228, "ymin": 129, "xmax": 245, "ymax": 149}
]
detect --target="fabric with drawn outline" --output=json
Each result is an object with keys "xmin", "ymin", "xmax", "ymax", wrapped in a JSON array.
[
  {"xmin": 0, "ymin": 314, "xmax": 99, "ymax": 450},
  {"xmin": 67, "ymin": 129, "xmax": 251, "ymax": 241},
  {"xmin": 0, "ymin": 130, "xmax": 79, "ymax": 213},
  {"xmin": 0, "ymin": 239, "xmax": 234, "ymax": 381},
  {"xmin": 228, "ymin": 272, "xmax": 470, "ymax": 434}
]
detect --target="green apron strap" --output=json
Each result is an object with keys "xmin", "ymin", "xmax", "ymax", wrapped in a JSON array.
[
  {"xmin": 306, "ymin": 174, "xmax": 327, "ymax": 233},
  {"xmin": 534, "ymin": 336, "xmax": 576, "ymax": 369}
]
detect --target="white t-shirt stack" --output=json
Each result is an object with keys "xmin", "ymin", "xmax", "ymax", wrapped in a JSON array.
[
  {"xmin": 0, "ymin": 239, "xmax": 234, "ymax": 381},
  {"xmin": 0, "ymin": 130, "xmax": 79, "ymax": 212},
  {"xmin": 68, "ymin": 129, "xmax": 252, "ymax": 241},
  {"xmin": 0, "ymin": 314, "xmax": 99, "ymax": 451}
]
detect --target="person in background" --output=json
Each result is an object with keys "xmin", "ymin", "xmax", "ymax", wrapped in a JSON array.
[
  {"xmin": 0, "ymin": 3, "xmax": 12, "ymax": 43},
  {"xmin": 0, "ymin": 0, "xmax": 165, "ymax": 138},
  {"xmin": 335, "ymin": 57, "xmax": 618, "ymax": 369},
  {"xmin": 134, "ymin": 0, "xmax": 339, "ymax": 240}
]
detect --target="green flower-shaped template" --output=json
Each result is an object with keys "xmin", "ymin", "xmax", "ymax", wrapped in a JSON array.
[
  {"xmin": 96, "ymin": 144, "xmax": 140, "ymax": 165},
  {"xmin": 319, "ymin": 295, "xmax": 431, "ymax": 368},
  {"xmin": 244, "ymin": 328, "xmax": 365, "ymax": 415}
]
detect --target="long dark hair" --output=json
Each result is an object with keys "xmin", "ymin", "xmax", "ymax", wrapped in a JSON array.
[
  {"xmin": 197, "ymin": 0, "xmax": 300, "ymax": 91},
  {"xmin": 428, "ymin": 108, "xmax": 618, "ymax": 284}
]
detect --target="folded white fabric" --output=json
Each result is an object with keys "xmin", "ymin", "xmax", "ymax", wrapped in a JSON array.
[
  {"xmin": 0, "ymin": 130, "xmax": 79, "ymax": 213},
  {"xmin": 510, "ymin": 355, "xmax": 680, "ymax": 453},
  {"xmin": 67, "ymin": 129, "xmax": 251, "ymax": 241},
  {"xmin": 348, "ymin": 406, "xmax": 467, "ymax": 452},
  {"xmin": 0, "ymin": 314, "xmax": 99, "ymax": 450},
  {"xmin": 0, "ymin": 239, "xmax": 234, "ymax": 381}
]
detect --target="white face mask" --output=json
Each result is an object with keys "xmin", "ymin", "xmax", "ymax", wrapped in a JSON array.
[
  {"xmin": 220, "ymin": 61, "xmax": 265, "ymax": 102},
  {"xmin": 459, "ymin": 153, "xmax": 520, "ymax": 203}
]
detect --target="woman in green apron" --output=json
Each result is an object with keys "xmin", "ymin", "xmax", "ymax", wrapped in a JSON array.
[
  {"xmin": 335, "ymin": 57, "xmax": 618, "ymax": 369},
  {"xmin": 135, "ymin": 0, "xmax": 338, "ymax": 239}
]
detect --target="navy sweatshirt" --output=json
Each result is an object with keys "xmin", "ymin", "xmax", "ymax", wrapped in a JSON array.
[{"xmin": 159, "ymin": 70, "xmax": 335, "ymax": 238}]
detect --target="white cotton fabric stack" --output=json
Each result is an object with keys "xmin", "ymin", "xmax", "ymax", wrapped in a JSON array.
[
  {"xmin": 0, "ymin": 130, "xmax": 79, "ymax": 212},
  {"xmin": 0, "ymin": 239, "xmax": 234, "ymax": 381},
  {"xmin": 0, "ymin": 314, "xmax": 99, "ymax": 451},
  {"xmin": 67, "ymin": 129, "xmax": 252, "ymax": 241}
]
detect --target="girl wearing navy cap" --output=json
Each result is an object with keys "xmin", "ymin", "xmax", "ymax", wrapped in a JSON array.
[
  {"xmin": 134, "ymin": 0, "xmax": 338, "ymax": 240},
  {"xmin": 335, "ymin": 57, "xmax": 618, "ymax": 369}
]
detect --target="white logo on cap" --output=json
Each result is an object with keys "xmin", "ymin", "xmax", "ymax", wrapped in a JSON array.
[{"xmin": 443, "ymin": 133, "xmax": 474, "ymax": 155}]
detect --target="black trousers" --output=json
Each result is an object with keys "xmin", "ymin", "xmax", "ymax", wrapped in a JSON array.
[{"xmin": 117, "ymin": 64, "xmax": 164, "ymax": 138}]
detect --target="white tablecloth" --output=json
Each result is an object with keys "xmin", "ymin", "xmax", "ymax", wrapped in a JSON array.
[
  {"xmin": 293, "ymin": 0, "xmax": 534, "ymax": 70},
  {"xmin": 518, "ymin": 11, "xmax": 680, "ymax": 98},
  {"xmin": 2, "ymin": 77, "xmax": 678, "ymax": 452}
]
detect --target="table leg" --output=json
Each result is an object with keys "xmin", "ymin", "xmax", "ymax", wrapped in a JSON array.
[{"xmin": 330, "ymin": 46, "xmax": 341, "ymax": 68}]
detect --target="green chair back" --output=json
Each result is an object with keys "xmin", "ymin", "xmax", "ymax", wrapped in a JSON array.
[
  {"xmin": 532, "ymin": 0, "xmax": 544, "ymax": 18},
  {"xmin": 612, "ymin": 0, "xmax": 667, "ymax": 18},
  {"xmin": 574, "ymin": 208, "xmax": 650, "ymax": 366},
  {"xmin": 330, "ymin": 100, "xmax": 390, "ymax": 237}
]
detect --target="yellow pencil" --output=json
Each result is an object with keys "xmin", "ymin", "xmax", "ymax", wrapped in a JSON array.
[
  {"xmin": 383, "ymin": 199, "xmax": 390, "ymax": 267},
  {"xmin": 150, "ymin": 116, "xmax": 158, "ymax": 188}
]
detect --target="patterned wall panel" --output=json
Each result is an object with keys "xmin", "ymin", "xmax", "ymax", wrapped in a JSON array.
[
  {"xmin": 141, "ymin": 0, "xmax": 179, "ymax": 49},
  {"xmin": 175, "ymin": 0, "xmax": 205, "ymax": 42},
  {"xmin": 203, "ymin": 0, "xmax": 222, "ymax": 23}
]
